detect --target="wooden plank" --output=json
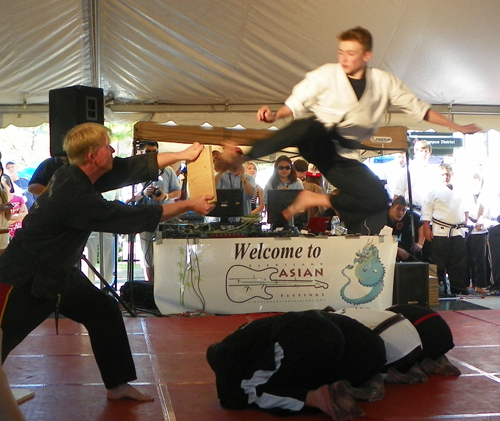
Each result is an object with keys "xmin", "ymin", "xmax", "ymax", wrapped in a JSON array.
[{"xmin": 187, "ymin": 146, "xmax": 217, "ymax": 203}]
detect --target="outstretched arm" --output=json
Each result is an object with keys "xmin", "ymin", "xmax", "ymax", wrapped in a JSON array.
[
  {"xmin": 156, "ymin": 142, "xmax": 205, "ymax": 169},
  {"xmin": 423, "ymin": 109, "xmax": 480, "ymax": 135},
  {"xmin": 257, "ymin": 105, "xmax": 293, "ymax": 123}
]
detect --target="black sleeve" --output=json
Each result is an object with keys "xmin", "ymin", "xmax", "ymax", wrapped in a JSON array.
[{"xmin": 95, "ymin": 153, "xmax": 159, "ymax": 193}]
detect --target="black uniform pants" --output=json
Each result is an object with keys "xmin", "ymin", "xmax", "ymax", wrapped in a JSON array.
[
  {"xmin": 431, "ymin": 236, "xmax": 469, "ymax": 295},
  {"xmin": 0, "ymin": 270, "xmax": 136, "ymax": 390},
  {"xmin": 466, "ymin": 233, "xmax": 488, "ymax": 288},
  {"xmin": 247, "ymin": 118, "xmax": 389, "ymax": 232}
]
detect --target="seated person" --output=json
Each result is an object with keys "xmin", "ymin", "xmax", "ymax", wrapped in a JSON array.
[{"xmin": 387, "ymin": 196, "xmax": 424, "ymax": 261}]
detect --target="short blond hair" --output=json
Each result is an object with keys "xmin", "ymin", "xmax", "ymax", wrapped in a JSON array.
[{"xmin": 63, "ymin": 123, "xmax": 111, "ymax": 166}]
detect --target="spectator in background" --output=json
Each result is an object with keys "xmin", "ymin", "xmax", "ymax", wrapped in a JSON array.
[
  {"xmin": 0, "ymin": 152, "xmax": 14, "ymax": 196},
  {"xmin": 85, "ymin": 189, "xmax": 122, "ymax": 285},
  {"xmin": 465, "ymin": 173, "xmax": 489, "ymax": 294},
  {"xmin": 422, "ymin": 164, "xmax": 469, "ymax": 296},
  {"xmin": 263, "ymin": 155, "xmax": 304, "ymax": 208},
  {"xmin": 0, "ymin": 163, "xmax": 12, "ymax": 256},
  {"xmin": 244, "ymin": 161, "xmax": 264, "ymax": 215},
  {"xmin": 386, "ymin": 196, "xmax": 424, "ymax": 261},
  {"xmin": 293, "ymin": 159, "xmax": 308, "ymax": 182},
  {"xmin": 394, "ymin": 140, "xmax": 435, "ymax": 211},
  {"xmin": 381, "ymin": 152, "xmax": 407, "ymax": 200},
  {"xmin": 302, "ymin": 164, "xmax": 326, "ymax": 220},
  {"xmin": 5, "ymin": 161, "xmax": 35, "ymax": 209},
  {"xmin": 28, "ymin": 154, "xmax": 69, "ymax": 197},
  {"xmin": 212, "ymin": 145, "xmax": 225, "ymax": 174},
  {"xmin": 215, "ymin": 147, "xmax": 256, "ymax": 218},
  {"xmin": 2, "ymin": 178, "xmax": 27, "ymax": 238},
  {"xmin": 128, "ymin": 141, "xmax": 181, "ymax": 282}
]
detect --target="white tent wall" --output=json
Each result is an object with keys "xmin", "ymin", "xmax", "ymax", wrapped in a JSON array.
[{"xmin": 0, "ymin": 0, "xmax": 499, "ymax": 129}]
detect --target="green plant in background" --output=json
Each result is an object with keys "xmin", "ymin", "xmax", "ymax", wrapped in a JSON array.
[{"xmin": 175, "ymin": 240, "xmax": 205, "ymax": 309}]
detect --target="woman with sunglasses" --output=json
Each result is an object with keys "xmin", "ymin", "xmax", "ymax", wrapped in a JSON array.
[{"xmin": 263, "ymin": 155, "xmax": 303, "ymax": 212}]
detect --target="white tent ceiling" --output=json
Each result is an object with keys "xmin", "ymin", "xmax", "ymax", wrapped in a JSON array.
[{"xmin": 1, "ymin": 0, "xmax": 499, "ymax": 131}]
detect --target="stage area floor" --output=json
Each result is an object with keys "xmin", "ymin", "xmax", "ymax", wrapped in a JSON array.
[{"xmin": 5, "ymin": 302, "xmax": 500, "ymax": 421}]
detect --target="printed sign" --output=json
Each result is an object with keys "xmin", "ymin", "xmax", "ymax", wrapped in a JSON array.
[{"xmin": 154, "ymin": 235, "xmax": 398, "ymax": 315}]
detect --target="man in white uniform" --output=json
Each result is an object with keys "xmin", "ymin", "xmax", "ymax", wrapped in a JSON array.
[
  {"xmin": 422, "ymin": 164, "xmax": 469, "ymax": 295},
  {"xmin": 246, "ymin": 27, "xmax": 479, "ymax": 233}
]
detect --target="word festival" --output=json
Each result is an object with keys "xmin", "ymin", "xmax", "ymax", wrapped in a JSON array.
[{"xmin": 234, "ymin": 242, "xmax": 322, "ymax": 260}]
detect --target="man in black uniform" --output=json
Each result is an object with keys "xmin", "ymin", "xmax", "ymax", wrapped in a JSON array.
[
  {"xmin": 207, "ymin": 310, "xmax": 386, "ymax": 420},
  {"xmin": 0, "ymin": 123, "xmax": 215, "ymax": 401}
]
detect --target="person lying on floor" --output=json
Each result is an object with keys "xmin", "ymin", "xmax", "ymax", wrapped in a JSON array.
[{"xmin": 206, "ymin": 309, "xmax": 387, "ymax": 420}]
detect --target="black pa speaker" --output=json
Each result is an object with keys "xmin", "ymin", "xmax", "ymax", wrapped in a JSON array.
[
  {"xmin": 392, "ymin": 262, "xmax": 429, "ymax": 307},
  {"xmin": 49, "ymin": 85, "xmax": 104, "ymax": 157}
]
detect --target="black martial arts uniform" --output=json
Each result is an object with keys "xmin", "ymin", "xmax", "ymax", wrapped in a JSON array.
[
  {"xmin": 206, "ymin": 310, "xmax": 386, "ymax": 415},
  {"xmin": 0, "ymin": 153, "xmax": 162, "ymax": 389}
]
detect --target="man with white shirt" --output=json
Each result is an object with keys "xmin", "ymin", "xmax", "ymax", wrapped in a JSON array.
[
  {"xmin": 246, "ymin": 26, "xmax": 479, "ymax": 234},
  {"xmin": 422, "ymin": 164, "xmax": 469, "ymax": 295},
  {"xmin": 393, "ymin": 140, "xmax": 435, "ymax": 211}
]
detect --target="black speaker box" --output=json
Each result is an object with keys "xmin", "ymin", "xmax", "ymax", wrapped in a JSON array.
[
  {"xmin": 392, "ymin": 262, "xmax": 429, "ymax": 307},
  {"xmin": 49, "ymin": 85, "xmax": 104, "ymax": 157}
]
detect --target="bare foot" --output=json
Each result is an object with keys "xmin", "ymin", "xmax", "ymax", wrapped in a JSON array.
[
  {"xmin": 330, "ymin": 381, "xmax": 365, "ymax": 419},
  {"xmin": 340, "ymin": 374, "xmax": 385, "ymax": 402},
  {"xmin": 409, "ymin": 364, "xmax": 429, "ymax": 383},
  {"xmin": 305, "ymin": 382, "xmax": 365, "ymax": 420},
  {"xmin": 282, "ymin": 190, "xmax": 332, "ymax": 220},
  {"xmin": 107, "ymin": 383, "xmax": 154, "ymax": 401},
  {"xmin": 420, "ymin": 355, "xmax": 461, "ymax": 376},
  {"xmin": 384, "ymin": 367, "xmax": 419, "ymax": 384}
]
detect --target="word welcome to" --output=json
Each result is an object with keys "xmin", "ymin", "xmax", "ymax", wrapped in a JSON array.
[{"xmin": 235, "ymin": 242, "xmax": 322, "ymax": 260}]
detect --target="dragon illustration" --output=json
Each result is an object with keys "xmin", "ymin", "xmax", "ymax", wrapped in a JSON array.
[{"xmin": 340, "ymin": 240, "xmax": 385, "ymax": 304}]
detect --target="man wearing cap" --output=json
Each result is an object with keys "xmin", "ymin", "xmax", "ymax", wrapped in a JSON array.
[
  {"xmin": 387, "ymin": 196, "xmax": 424, "ymax": 261},
  {"xmin": 215, "ymin": 146, "xmax": 256, "ymax": 217}
]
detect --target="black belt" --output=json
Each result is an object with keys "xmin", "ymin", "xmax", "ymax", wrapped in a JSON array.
[
  {"xmin": 432, "ymin": 217, "xmax": 465, "ymax": 237},
  {"xmin": 373, "ymin": 313, "xmax": 406, "ymax": 335}
]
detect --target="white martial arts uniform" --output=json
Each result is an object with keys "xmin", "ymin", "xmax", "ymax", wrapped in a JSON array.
[
  {"xmin": 284, "ymin": 63, "xmax": 430, "ymax": 160},
  {"xmin": 336, "ymin": 307, "xmax": 422, "ymax": 366}
]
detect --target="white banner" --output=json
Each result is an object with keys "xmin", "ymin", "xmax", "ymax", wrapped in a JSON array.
[{"xmin": 154, "ymin": 235, "xmax": 398, "ymax": 315}]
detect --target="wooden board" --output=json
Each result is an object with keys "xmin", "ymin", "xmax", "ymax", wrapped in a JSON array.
[{"xmin": 187, "ymin": 145, "xmax": 217, "ymax": 202}]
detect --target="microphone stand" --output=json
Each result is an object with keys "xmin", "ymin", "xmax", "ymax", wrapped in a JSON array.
[{"xmin": 81, "ymin": 254, "xmax": 136, "ymax": 317}]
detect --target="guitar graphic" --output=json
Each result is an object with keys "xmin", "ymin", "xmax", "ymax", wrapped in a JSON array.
[{"xmin": 226, "ymin": 265, "xmax": 328, "ymax": 303}]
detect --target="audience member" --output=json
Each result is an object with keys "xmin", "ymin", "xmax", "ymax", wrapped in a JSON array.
[
  {"xmin": 386, "ymin": 196, "xmax": 424, "ymax": 261},
  {"xmin": 422, "ymin": 164, "xmax": 469, "ymax": 296},
  {"xmin": 2, "ymin": 180, "xmax": 27, "ymax": 238},
  {"xmin": 0, "ymin": 163, "xmax": 12, "ymax": 256},
  {"xmin": 215, "ymin": 147, "xmax": 256, "ymax": 218},
  {"xmin": 0, "ymin": 151, "xmax": 14, "ymax": 195},
  {"xmin": 293, "ymin": 158, "xmax": 308, "ymax": 182},
  {"xmin": 263, "ymin": 155, "xmax": 304, "ymax": 208},
  {"xmin": 466, "ymin": 173, "xmax": 489, "ymax": 293},
  {"xmin": 381, "ymin": 152, "xmax": 407, "ymax": 199},
  {"xmin": 85, "ymin": 189, "xmax": 122, "ymax": 284},
  {"xmin": 129, "ymin": 141, "xmax": 181, "ymax": 282},
  {"xmin": 28, "ymin": 155, "xmax": 69, "ymax": 197},
  {"xmin": 5, "ymin": 161, "xmax": 35, "ymax": 209},
  {"xmin": 394, "ymin": 140, "xmax": 436, "ymax": 211},
  {"xmin": 212, "ymin": 145, "xmax": 225, "ymax": 174},
  {"xmin": 0, "ymin": 122, "xmax": 214, "ymax": 403},
  {"xmin": 302, "ymin": 164, "xmax": 326, "ymax": 220},
  {"xmin": 243, "ymin": 161, "xmax": 264, "ymax": 215}
]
